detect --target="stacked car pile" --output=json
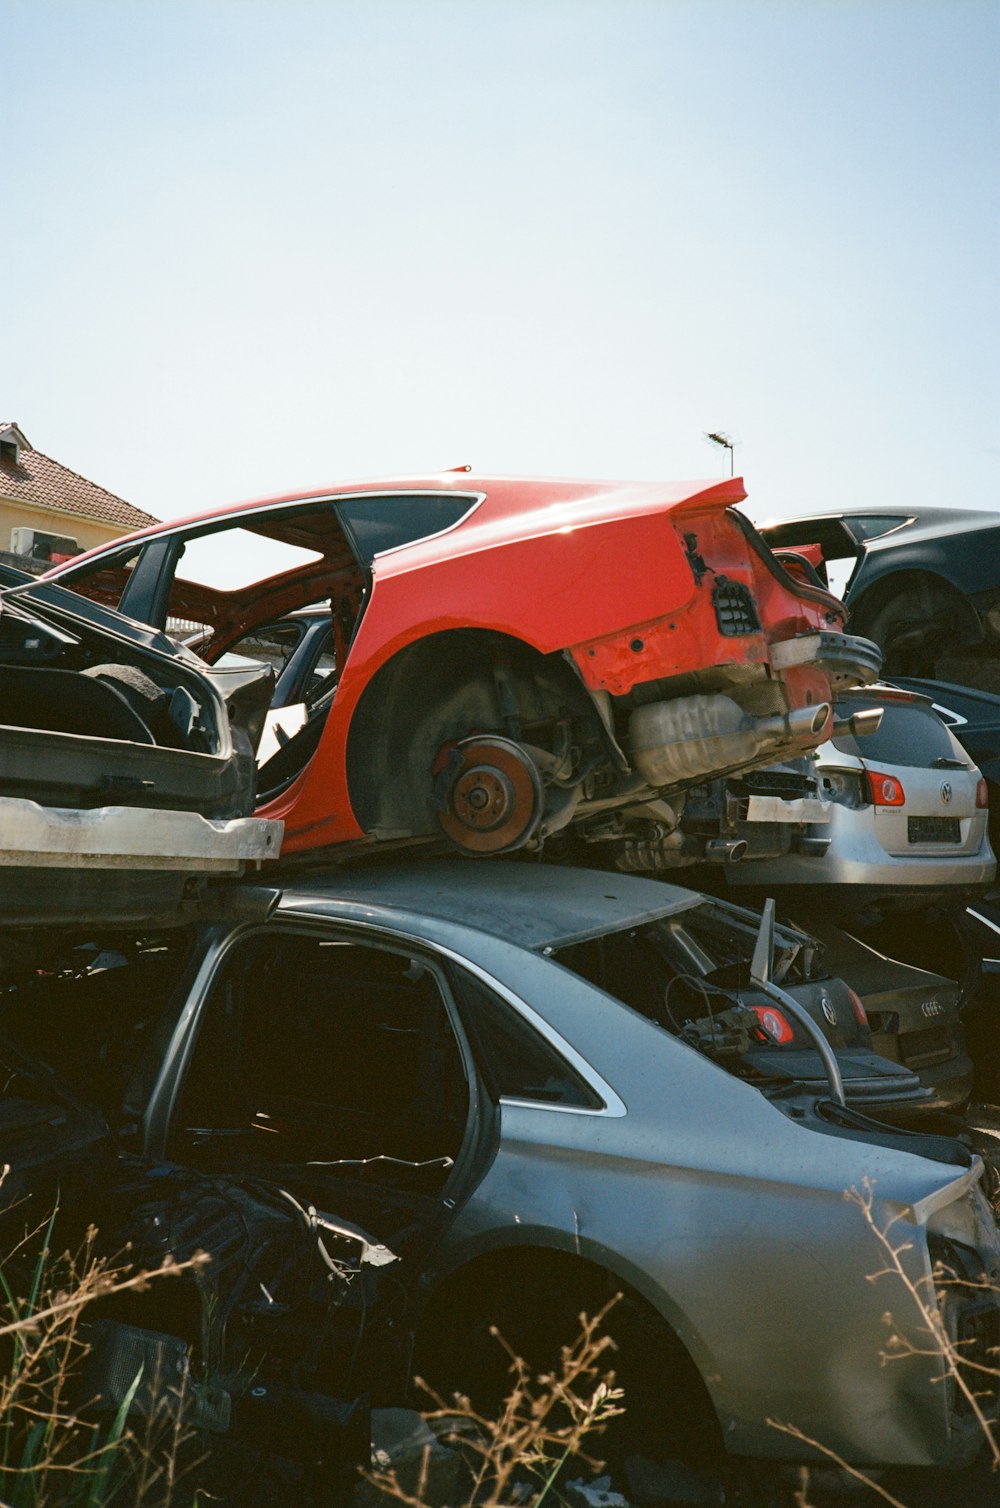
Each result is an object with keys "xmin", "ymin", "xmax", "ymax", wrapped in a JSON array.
[{"xmin": 1, "ymin": 475, "xmax": 999, "ymax": 1502}]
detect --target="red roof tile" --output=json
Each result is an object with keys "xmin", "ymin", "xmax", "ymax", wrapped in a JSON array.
[{"xmin": 0, "ymin": 423, "xmax": 158, "ymax": 533}]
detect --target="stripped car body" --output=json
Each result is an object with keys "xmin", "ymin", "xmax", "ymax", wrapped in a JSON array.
[
  {"xmin": 2, "ymin": 861, "xmax": 997, "ymax": 1478},
  {"xmin": 27, "ymin": 473, "xmax": 880, "ymax": 862}
]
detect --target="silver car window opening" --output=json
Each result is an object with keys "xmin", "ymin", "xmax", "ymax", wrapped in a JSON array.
[
  {"xmin": 659, "ymin": 917, "xmax": 717, "ymax": 976},
  {"xmin": 143, "ymin": 912, "xmax": 625, "ymax": 1150},
  {"xmin": 143, "ymin": 919, "xmax": 486, "ymax": 1204},
  {"xmin": 43, "ymin": 490, "xmax": 487, "ymax": 599},
  {"xmin": 534, "ymin": 893, "xmax": 704, "ymax": 954},
  {"xmin": 563, "ymin": 913, "xmax": 722, "ymax": 983}
]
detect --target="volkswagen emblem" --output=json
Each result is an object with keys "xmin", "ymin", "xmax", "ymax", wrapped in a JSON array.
[
  {"xmin": 940, "ymin": 782, "xmax": 953, "ymax": 804},
  {"xmin": 820, "ymin": 994, "xmax": 838, "ymax": 1026}
]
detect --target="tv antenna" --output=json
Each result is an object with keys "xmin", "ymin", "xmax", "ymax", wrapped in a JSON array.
[{"xmin": 704, "ymin": 431, "xmax": 739, "ymax": 476}]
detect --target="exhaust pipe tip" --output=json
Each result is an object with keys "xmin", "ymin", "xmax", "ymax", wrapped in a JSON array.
[
  {"xmin": 832, "ymin": 706, "xmax": 884, "ymax": 740},
  {"xmin": 705, "ymin": 837, "xmax": 748, "ymax": 865},
  {"xmin": 782, "ymin": 702, "xmax": 831, "ymax": 741}
]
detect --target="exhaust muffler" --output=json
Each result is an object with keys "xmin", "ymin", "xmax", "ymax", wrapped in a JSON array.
[{"xmin": 629, "ymin": 694, "xmax": 831, "ymax": 788}]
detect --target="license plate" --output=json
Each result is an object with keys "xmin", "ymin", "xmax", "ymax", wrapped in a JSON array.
[{"xmin": 908, "ymin": 816, "xmax": 961, "ymax": 844}]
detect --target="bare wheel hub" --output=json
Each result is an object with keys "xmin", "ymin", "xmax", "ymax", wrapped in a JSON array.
[{"xmin": 436, "ymin": 736, "xmax": 543, "ymax": 854}]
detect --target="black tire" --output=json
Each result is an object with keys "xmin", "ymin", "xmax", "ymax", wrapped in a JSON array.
[{"xmin": 854, "ymin": 581, "xmax": 972, "ymax": 678}]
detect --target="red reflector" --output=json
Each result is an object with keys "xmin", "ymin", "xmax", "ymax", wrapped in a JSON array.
[
  {"xmin": 752, "ymin": 1005, "xmax": 794, "ymax": 1045},
  {"xmin": 867, "ymin": 770, "xmax": 905, "ymax": 807},
  {"xmin": 977, "ymin": 778, "xmax": 990, "ymax": 810},
  {"xmin": 848, "ymin": 987, "xmax": 868, "ymax": 1027}
]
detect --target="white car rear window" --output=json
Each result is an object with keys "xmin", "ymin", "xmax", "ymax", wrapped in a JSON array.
[{"xmin": 832, "ymin": 701, "xmax": 963, "ymax": 768}]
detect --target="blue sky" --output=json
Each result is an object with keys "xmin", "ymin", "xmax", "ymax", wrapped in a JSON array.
[{"xmin": 4, "ymin": 0, "xmax": 998, "ymax": 524}]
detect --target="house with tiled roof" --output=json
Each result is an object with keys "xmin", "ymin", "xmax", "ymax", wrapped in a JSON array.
[{"xmin": 0, "ymin": 422, "xmax": 157, "ymax": 570}]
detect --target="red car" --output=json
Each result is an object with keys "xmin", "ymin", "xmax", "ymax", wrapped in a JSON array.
[{"xmin": 40, "ymin": 472, "xmax": 880, "ymax": 860}]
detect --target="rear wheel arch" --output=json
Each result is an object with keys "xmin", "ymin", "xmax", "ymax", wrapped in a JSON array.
[
  {"xmin": 345, "ymin": 628, "xmax": 603, "ymax": 841},
  {"xmin": 849, "ymin": 569, "xmax": 980, "ymax": 675},
  {"xmin": 411, "ymin": 1243, "xmax": 723, "ymax": 1459}
]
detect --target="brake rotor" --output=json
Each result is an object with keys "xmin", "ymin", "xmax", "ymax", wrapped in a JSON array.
[{"xmin": 435, "ymin": 736, "xmax": 544, "ymax": 854}]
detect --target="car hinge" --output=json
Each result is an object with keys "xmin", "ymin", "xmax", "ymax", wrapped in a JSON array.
[
  {"xmin": 193, "ymin": 884, "xmax": 282, "ymax": 923},
  {"xmin": 683, "ymin": 531, "xmax": 712, "ymax": 586}
]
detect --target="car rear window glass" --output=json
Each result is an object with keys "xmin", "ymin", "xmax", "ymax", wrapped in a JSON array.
[
  {"xmin": 832, "ymin": 700, "xmax": 962, "ymax": 767},
  {"xmin": 453, "ymin": 971, "xmax": 603, "ymax": 1109},
  {"xmin": 336, "ymin": 495, "xmax": 477, "ymax": 566}
]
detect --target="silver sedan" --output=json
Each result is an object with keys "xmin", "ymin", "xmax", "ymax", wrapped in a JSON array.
[{"xmin": 125, "ymin": 860, "xmax": 1000, "ymax": 1473}]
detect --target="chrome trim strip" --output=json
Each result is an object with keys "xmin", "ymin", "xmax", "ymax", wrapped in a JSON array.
[
  {"xmin": 930, "ymin": 702, "xmax": 968, "ymax": 728},
  {"xmin": 859, "ymin": 515, "xmax": 916, "ymax": 544},
  {"xmin": 55, "ymin": 489, "xmax": 486, "ymax": 572},
  {"xmin": 346, "ymin": 925, "xmax": 628, "ymax": 1118}
]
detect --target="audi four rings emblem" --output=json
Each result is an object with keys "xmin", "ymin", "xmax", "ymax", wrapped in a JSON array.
[{"xmin": 940, "ymin": 781, "xmax": 953, "ymax": 803}]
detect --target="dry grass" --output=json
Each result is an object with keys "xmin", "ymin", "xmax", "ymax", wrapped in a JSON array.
[
  {"xmin": 5, "ymin": 1182, "xmax": 1000, "ymax": 1508},
  {"xmin": 769, "ymin": 1176, "xmax": 1000, "ymax": 1507},
  {"xmin": 0, "ymin": 1207, "xmax": 204, "ymax": 1508},
  {"xmin": 365, "ymin": 1297, "xmax": 625, "ymax": 1507}
]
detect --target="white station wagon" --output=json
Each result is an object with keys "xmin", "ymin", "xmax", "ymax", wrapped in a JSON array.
[{"xmin": 726, "ymin": 686, "xmax": 995, "ymax": 914}]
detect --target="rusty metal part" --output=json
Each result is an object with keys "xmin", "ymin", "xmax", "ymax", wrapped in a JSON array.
[{"xmin": 436, "ymin": 736, "xmax": 543, "ymax": 854}]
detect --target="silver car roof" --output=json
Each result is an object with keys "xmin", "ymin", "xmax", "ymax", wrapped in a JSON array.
[{"xmin": 274, "ymin": 860, "xmax": 703, "ymax": 951}]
